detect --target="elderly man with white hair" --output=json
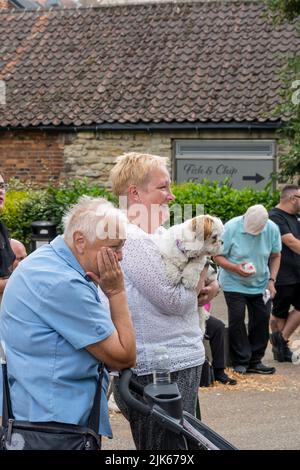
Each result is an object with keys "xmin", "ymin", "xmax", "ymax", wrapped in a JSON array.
[
  {"xmin": 0, "ymin": 196, "xmax": 135, "ymax": 448},
  {"xmin": 215, "ymin": 205, "xmax": 281, "ymax": 375}
]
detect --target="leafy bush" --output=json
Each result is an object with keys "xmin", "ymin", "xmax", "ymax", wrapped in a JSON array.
[
  {"xmin": 1, "ymin": 189, "xmax": 48, "ymax": 246},
  {"xmin": 1, "ymin": 178, "xmax": 279, "ymax": 247},
  {"xmin": 170, "ymin": 180, "xmax": 279, "ymax": 223},
  {"xmin": 43, "ymin": 179, "xmax": 117, "ymax": 234},
  {"xmin": 2, "ymin": 179, "xmax": 116, "ymax": 247}
]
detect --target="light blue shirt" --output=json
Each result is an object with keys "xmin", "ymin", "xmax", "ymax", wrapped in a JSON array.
[
  {"xmin": 0, "ymin": 236, "xmax": 115, "ymax": 437},
  {"xmin": 219, "ymin": 216, "xmax": 282, "ymax": 294}
]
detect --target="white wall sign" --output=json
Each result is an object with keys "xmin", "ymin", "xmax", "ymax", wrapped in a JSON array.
[{"xmin": 175, "ymin": 140, "xmax": 275, "ymax": 190}]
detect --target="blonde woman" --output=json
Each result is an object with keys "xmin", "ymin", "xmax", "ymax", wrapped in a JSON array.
[{"xmin": 109, "ymin": 153, "xmax": 218, "ymax": 450}]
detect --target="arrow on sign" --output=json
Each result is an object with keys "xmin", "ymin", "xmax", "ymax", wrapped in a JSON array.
[{"xmin": 243, "ymin": 173, "xmax": 265, "ymax": 184}]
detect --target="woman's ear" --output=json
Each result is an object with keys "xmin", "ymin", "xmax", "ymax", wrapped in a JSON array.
[{"xmin": 128, "ymin": 184, "xmax": 141, "ymax": 203}]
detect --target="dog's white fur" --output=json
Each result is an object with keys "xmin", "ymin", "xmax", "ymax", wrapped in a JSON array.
[{"xmin": 154, "ymin": 215, "xmax": 224, "ymax": 290}]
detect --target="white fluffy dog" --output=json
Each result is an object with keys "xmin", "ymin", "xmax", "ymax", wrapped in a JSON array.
[{"xmin": 155, "ymin": 215, "xmax": 224, "ymax": 290}]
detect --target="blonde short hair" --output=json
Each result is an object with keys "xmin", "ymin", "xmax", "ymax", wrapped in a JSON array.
[
  {"xmin": 63, "ymin": 196, "xmax": 126, "ymax": 243},
  {"xmin": 110, "ymin": 152, "xmax": 168, "ymax": 196}
]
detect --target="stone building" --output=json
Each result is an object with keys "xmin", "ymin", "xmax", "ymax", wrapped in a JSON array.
[{"xmin": 0, "ymin": 1, "xmax": 300, "ymax": 189}]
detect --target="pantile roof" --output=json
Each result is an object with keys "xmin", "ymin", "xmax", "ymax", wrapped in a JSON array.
[{"xmin": 0, "ymin": 1, "xmax": 299, "ymax": 128}]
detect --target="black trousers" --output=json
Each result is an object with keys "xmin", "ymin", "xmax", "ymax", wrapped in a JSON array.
[
  {"xmin": 223, "ymin": 291, "xmax": 271, "ymax": 367},
  {"xmin": 205, "ymin": 315, "xmax": 226, "ymax": 370}
]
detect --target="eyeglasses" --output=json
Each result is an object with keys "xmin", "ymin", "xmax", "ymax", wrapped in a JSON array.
[{"xmin": 0, "ymin": 182, "xmax": 8, "ymax": 190}]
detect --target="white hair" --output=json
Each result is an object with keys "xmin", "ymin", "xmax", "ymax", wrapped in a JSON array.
[{"xmin": 63, "ymin": 196, "xmax": 126, "ymax": 243}]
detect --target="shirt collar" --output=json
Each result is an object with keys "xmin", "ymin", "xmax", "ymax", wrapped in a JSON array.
[
  {"xmin": 176, "ymin": 239, "xmax": 188, "ymax": 256},
  {"xmin": 50, "ymin": 235, "xmax": 91, "ymax": 281}
]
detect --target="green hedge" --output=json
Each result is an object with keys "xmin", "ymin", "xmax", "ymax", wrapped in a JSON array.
[
  {"xmin": 2, "ymin": 179, "xmax": 116, "ymax": 247},
  {"xmin": 2, "ymin": 188, "xmax": 48, "ymax": 246},
  {"xmin": 1, "ymin": 179, "xmax": 279, "ymax": 247},
  {"xmin": 170, "ymin": 180, "xmax": 280, "ymax": 222}
]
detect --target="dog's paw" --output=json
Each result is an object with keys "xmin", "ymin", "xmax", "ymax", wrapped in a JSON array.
[
  {"xmin": 164, "ymin": 261, "xmax": 182, "ymax": 284},
  {"xmin": 181, "ymin": 265, "xmax": 200, "ymax": 290},
  {"xmin": 182, "ymin": 275, "xmax": 198, "ymax": 290}
]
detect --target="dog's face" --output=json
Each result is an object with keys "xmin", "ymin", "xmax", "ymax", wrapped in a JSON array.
[{"xmin": 181, "ymin": 215, "xmax": 224, "ymax": 257}]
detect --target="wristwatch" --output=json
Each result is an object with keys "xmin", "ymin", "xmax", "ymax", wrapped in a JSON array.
[{"xmin": 268, "ymin": 278, "xmax": 275, "ymax": 282}]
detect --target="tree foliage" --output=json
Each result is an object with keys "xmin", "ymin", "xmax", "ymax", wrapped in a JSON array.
[
  {"xmin": 267, "ymin": 1, "xmax": 300, "ymax": 22},
  {"xmin": 266, "ymin": 1, "xmax": 300, "ymax": 182}
]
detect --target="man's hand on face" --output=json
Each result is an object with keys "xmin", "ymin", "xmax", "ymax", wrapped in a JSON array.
[{"xmin": 87, "ymin": 247, "xmax": 125, "ymax": 298}]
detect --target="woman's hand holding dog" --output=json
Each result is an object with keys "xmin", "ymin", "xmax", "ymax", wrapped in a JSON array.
[{"xmin": 198, "ymin": 280, "xmax": 220, "ymax": 306}]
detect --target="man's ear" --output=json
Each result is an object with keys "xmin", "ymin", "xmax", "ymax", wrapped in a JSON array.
[
  {"xmin": 72, "ymin": 231, "xmax": 86, "ymax": 255},
  {"xmin": 127, "ymin": 184, "xmax": 141, "ymax": 203}
]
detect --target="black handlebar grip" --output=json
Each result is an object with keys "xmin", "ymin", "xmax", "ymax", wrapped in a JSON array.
[{"xmin": 118, "ymin": 369, "xmax": 151, "ymax": 417}]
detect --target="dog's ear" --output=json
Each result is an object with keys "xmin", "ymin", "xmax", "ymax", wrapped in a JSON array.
[
  {"xmin": 191, "ymin": 216, "xmax": 203, "ymax": 240},
  {"xmin": 203, "ymin": 216, "xmax": 214, "ymax": 240},
  {"xmin": 191, "ymin": 216, "xmax": 214, "ymax": 240}
]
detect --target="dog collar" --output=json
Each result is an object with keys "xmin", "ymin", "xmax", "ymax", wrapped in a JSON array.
[{"xmin": 176, "ymin": 239, "xmax": 187, "ymax": 256}]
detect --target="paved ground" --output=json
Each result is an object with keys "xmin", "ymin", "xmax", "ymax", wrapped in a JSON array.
[{"xmin": 102, "ymin": 293, "xmax": 300, "ymax": 450}]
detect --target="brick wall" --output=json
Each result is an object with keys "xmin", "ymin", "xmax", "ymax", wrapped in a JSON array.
[
  {"xmin": 0, "ymin": 130, "xmax": 66, "ymax": 185},
  {"xmin": 63, "ymin": 130, "xmax": 173, "ymax": 187},
  {"xmin": 0, "ymin": 128, "xmax": 281, "ymax": 187},
  {"xmin": 63, "ymin": 128, "xmax": 279, "ymax": 188}
]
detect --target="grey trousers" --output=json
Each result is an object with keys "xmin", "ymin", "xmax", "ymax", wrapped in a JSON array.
[{"xmin": 113, "ymin": 365, "xmax": 202, "ymax": 450}]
